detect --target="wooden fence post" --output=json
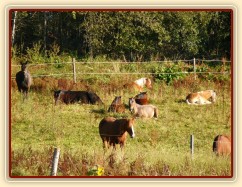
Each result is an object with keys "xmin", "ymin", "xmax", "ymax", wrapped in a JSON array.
[
  {"xmin": 50, "ymin": 148, "xmax": 60, "ymax": 176},
  {"xmin": 190, "ymin": 135, "xmax": 194, "ymax": 159},
  {"xmin": 193, "ymin": 58, "xmax": 196, "ymax": 80},
  {"xmin": 72, "ymin": 58, "xmax": 77, "ymax": 84}
]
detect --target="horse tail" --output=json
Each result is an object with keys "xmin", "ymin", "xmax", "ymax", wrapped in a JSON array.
[{"xmin": 154, "ymin": 107, "xmax": 158, "ymax": 118}]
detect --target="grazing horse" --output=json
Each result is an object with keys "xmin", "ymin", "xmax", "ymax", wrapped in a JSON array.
[
  {"xmin": 15, "ymin": 62, "xmax": 32, "ymax": 99},
  {"xmin": 123, "ymin": 78, "xmax": 152, "ymax": 92},
  {"xmin": 99, "ymin": 117, "xmax": 135, "ymax": 149},
  {"xmin": 108, "ymin": 96, "xmax": 125, "ymax": 113},
  {"xmin": 186, "ymin": 90, "xmax": 216, "ymax": 105},
  {"xmin": 129, "ymin": 98, "xmax": 158, "ymax": 118},
  {"xmin": 54, "ymin": 90, "xmax": 103, "ymax": 105},
  {"xmin": 213, "ymin": 135, "xmax": 231, "ymax": 156},
  {"xmin": 134, "ymin": 92, "xmax": 148, "ymax": 105}
]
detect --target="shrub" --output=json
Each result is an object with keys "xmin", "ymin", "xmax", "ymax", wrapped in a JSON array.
[{"xmin": 152, "ymin": 64, "xmax": 186, "ymax": 85}]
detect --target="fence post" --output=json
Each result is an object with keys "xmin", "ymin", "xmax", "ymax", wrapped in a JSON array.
[
  {"xmin": 190, "ymin": 135, "xmax": 194, "ymax": 159},
  {"xmin": 72, "ymin": 58, "xmax": 77, "ymax": 84},
  {"xmin": 50, "ymin": 148, "xmax": 60, "ymax": 176},
  {"xmin": 193, "ymin": 58, "xmax": 196, "ymax": 80}
]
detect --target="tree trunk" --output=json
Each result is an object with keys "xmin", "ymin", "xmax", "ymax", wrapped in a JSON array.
[{"xmin": 11, "ymin": 11, "xmax": 18, "ymax": 47}]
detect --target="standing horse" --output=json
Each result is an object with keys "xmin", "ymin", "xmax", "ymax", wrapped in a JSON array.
[
  {"xmin": 54, "ymin": 90, "xmax": 103, "ymax": 105},
  {"xmin": 15, "ymin": 61, "xmax": 32, "ymax": 99},
  {"xmin": 108, "ymin": 96, "xmax": 125, "ymax": 113},
  {"xmin": 133, "ymin": 92, "xmax": 148, "ymax": 105},
  {"xmin": 99, "ymin": 117, "xmax": 135, "ymax": 149},
  {"xmin": 213, "ymin": 135, "xmax": 231, "ymax": 156},
  {"xmin": 129, "ymin": 98, "xmax": 158, "ymax": 118},
  {"xmin": 186, "ymin": 90, "xmax": 216, "ymax": 105}
]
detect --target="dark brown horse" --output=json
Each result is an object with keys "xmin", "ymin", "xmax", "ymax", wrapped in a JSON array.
[
  {"xmin": 133, "ymin": 92, "xmax": 148, "ymax": 105},
  {"xmin": 16, "ymin": 62, "xmax": 32, "ymax": 99},
  {"xmin": 99, "ymin": 117, "xmax": 135, "ymax": 149},
  {"xmin": 108, "ymin": 96, "xmax": 125, "ymax": 113},
  {"xmin": 213, "ymin": 135, "xmax": 231, "ymax": 156},
  {"xmin": 54, "ymin": 90, "xmax": 103, "ymax": 105}
]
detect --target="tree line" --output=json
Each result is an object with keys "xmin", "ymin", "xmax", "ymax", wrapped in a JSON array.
[{"xmin": 11, "ymin": 10, "xmax": 231, "ymax": 62}]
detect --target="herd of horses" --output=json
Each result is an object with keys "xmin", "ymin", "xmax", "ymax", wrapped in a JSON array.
[{"xmin": 15, "ymin": 62, "xmax": 231, "ymax": 156}]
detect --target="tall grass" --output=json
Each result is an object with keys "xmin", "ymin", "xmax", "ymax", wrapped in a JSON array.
[{"xmin": 10, "ymin": 69, "xmax": 231, "ymax": 177}]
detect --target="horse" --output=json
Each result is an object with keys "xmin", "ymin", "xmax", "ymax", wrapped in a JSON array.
[
  {"xmin": 186, "ymin": 90, "xmax": 216, "ymax": 105},
  {"xmin": 54, "ymin": 90, "xmax": 103, "ymax": 105},
  {"xmin": 213, "ymin": 135, "xmax": 231, "ymax": 156},
  {"xmin": 15, "ymin": 61, "xmax": 32, "ymax": 99},
  {"xmin": 129, "ymin": 98, "xmax": 158, "ymax": 118},
  {"xmin": 134, "ymin": 78, "xmax": 152, "ymax": 89},
  {"xmin": 99, "ymin": 117, "xmax": 135, "ymax": 149},
  {"xmin": 108, "ymin": 96, "xmax": 125, "ymax": 113},
  {"xmin": 123, "ymin": 78, "xmax": 152, "ymax": 92},
  {"xmin": 133, "ymin": 92, "xmax": 148, "ymax": 105}
]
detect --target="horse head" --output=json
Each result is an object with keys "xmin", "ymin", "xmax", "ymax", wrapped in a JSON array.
[
  {"xmin": 128, "ymin": 98, "xmax": 136, "ymax": 112},
  {"xmin": 54, "ymin": 90, "xmax": 62, "ymax": 105},
  {"xmin": 20, "ymin": 61, "xmax": 29, "ymax": 72},
  {"xmin": 145, "ymin": 78, "xmax": 152, "ymax": 89},
  {"xmin": 127, "ymin": 118, "xmax": 135, "ymax": 138}
]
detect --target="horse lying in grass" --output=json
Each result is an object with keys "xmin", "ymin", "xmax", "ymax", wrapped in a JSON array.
[
  {"xmin": 16, "ymin": 61, "xmax": 32, "ymax": 99},
  {"xmin": 133, "ymin": 92, "xmax": 148, "ymax": 105},
  {"xmin": 108, "ymin": 96, "xmax": 125, "ymax": 113},
  {"xmin": 99, "ymin": 117, "xmax": 135, "ymax": 149},
  {"xmin": 134, "ymin": 77, "xmax": 152, "ymax": 90},
  {"xmin": 54, "ymin": 90, "xmax": 103, "ymax": 105},
  {"xmin": 129, "ymin": 98, "xmax": 158, "ymax": 118},
  {"xmin": 123, "ymin": 77, "xmax": 152, "ymax": 92},
  {"xmin": 186, "ymin": 90, "xmax": 216, "ymax": 105},
  {"xmin": 213, "ymin": 135, "xmax": 231, "ymax": 156}
]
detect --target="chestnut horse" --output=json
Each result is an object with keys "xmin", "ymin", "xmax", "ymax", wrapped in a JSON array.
[
  {"xmin": 108, "ymin": 96, "xmax": 125, "ymax": 113},
  {"xmin": 99, "ymin": 117, "xmax": 135, "ymax": 149},
  {"xmin": 123, "ymin": 78, "xmax": 152, "ymax": 92},
  {"xmin": 16, "ymin": 62, "xmax": 32, "ymax": 99},
  {"xmin": 186, "ymin": 90, "xmax": 216, "ymax": 105},
  {"xmin": 134, "ymin": 78, "xmax": 152, "ymax": 89},
  {"xmin": 129, "ymin": 98, "xmax": 158, "ymax": 118},
  {"xmin": 134, "ymin": 92, "xmax": 148, "ymax": 105},
  {"xmin": 54, "ymin": 90, "xmax": 103, "ymax": 105},
  {"xmin": 213, "ymin": 135, "xmax": 231, "ymax": 156}
]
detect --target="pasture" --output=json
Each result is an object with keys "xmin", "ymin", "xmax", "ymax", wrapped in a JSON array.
[{"xmin": 10, "ymin": 61, "xmax": 232, "ymax": 177}]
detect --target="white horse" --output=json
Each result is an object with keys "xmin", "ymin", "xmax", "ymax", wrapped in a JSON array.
[
  {"xmin": 129, "ymin": 98, "xmax": 158, "ymax": 118},
  {"xmin": 186, "ymin": 90, "xmax": 216, "ymax": 105}
]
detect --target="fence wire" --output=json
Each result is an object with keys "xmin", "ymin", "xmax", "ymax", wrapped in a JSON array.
[{"xmin": 10, "ymin": 58, "xmax": 231, "ymax": 79}]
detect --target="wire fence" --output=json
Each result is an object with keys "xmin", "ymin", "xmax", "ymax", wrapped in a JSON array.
[{"xmin": 10, "ymin": 58, "xmax": 231, "ymax": 80}]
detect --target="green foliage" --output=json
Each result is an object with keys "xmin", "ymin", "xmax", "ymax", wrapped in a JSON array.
[
  {"xmin": 12, "ymin": 11, "xmax": 231, "ymax": 61},
  {"xmin": 152, "ymin": 63, "xmax": 185, "ymax": 85},
  {"xmin": 25, "ymin": 42, "xmax": 46, "ymax": 64}
]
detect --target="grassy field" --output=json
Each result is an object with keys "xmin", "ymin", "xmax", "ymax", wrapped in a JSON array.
[{"xmin": 10, "ymin": 62, "xmax": 232, "ymax": 177}]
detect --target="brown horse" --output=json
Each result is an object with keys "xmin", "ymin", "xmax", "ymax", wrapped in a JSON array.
[
  {"xmin": 134, "ymin": 92, "xmax": 148, "ymax": 105},
  {"xmin": 54, "ymin": 90, "xmax": 103, "ymax": 105},
  {"xmin": 213, "ymin": 135, "xmax": 231, "ymax": 156},
  {"xmin": 123, "ymin": 82, "xmax": 143, "ymax": 92},
  {"xmin": 99, "ymin": 117, "xmax": 135, "ymax": 149},
  {"xmin": 129, "ymin": 98, "xmax": 158, "ymax": 118},
  {"xmin": 108, "ymin": 96, "xmax": 125, "ymax": 113},
  {"xmin": 16, "ymin": 61, "xmax": 32, "ymax": 99}
]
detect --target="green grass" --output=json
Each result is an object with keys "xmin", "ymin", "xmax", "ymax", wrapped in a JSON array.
[{"xmin": 10, "ymin": 72, "xmax": 231, "ymax": 177}]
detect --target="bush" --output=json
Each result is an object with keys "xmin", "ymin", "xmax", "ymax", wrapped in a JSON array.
[{"xmin": 152, "ymin": 64, "xmax": 186, "ymax": 85}]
